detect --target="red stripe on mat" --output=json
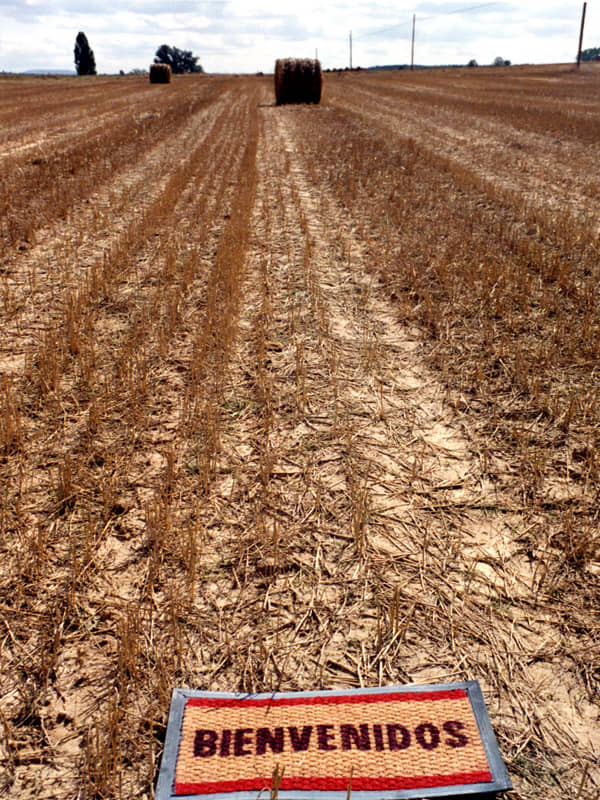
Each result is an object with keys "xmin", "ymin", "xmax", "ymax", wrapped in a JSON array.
[
  {"xmin": 174, "ymin": 770, "xmax": 493, "ymax": 794},
  {"xmin": 184, "ymin": 689, "xmax": 467, "ymax": 709}
]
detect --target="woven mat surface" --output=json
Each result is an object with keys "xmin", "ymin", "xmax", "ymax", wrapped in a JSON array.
[{"xmin": 173, "ymin": 688, "xmax": 492, "ymax": 795}]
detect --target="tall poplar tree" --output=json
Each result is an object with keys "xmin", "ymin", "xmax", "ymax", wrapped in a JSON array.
[{"xmin": 74, "ymin": 32, "xmax": 97, "ymax": 75}]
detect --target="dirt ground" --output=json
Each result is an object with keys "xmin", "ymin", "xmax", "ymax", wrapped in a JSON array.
[{"xmin": 1, "ymin": 67, "xmax": 599, "ymax": 799}]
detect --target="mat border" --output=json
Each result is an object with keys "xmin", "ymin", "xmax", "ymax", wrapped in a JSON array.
[{"xmin": 156, "ymin": 682, "xmax": 512, "ymax": 800}]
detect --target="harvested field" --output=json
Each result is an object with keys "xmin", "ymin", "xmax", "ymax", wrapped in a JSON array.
[{"xmin": 0, "ymin": 65, "xmax": 599, "ymax": 799}]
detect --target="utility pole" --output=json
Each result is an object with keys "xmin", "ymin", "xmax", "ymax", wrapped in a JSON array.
[
  {"xmin": 411, "ymin": 14, "xmax": 416, "ymax": 70},
  {"xmin": 349, "ymin": 30, "xmax": 353, "ymax": 69},
  {"xmin": 577, "ymin": 2, "xmax": 587, "ymax": 68}
]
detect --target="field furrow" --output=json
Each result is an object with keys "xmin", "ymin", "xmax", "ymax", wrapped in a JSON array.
[
  {"xmin": 0, "ymin": 87, "xmax": 236, "ymax": 375},
  {"xmin": 326, "ymin": 74, "xmax": 600, "ymax": 226},
  {"xmin": 1, "ymin": 78, "xmax": 260, "ymax": 799},
  {"xmin": 0, "ymin": 79, "xmax": 231, "ymax": 251},
  {"xmin": 0, "ymin": 68, "xmax": 599, "ymax": 800}
]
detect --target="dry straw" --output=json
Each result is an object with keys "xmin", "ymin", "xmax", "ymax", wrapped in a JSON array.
[
  {"xmin": 150, "ymin": 63, "xmax": 172, "ymax": 84},
  {"xmin": 274, "ymin": 58, "xmax": 322, "ymax": 105}
]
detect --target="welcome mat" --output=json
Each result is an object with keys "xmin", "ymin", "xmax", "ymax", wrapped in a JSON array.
[{"xmin": 156, "ymin": 682, "xmax": 512, "ymax": 799}]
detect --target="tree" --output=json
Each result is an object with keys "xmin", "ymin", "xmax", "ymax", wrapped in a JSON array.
[
  {"xmin": 581, "ymin": 47, "xmax": 600, "ymax": 61},
  {"xmin": 493, "ymin": 56, "xmax": 511, "ymax": 66},
  {"xmin": 154, "ymin": 45, "xmax": 203, "ymax": 74},
  {"xmin": 467, "ymin": 58, "xmax": 478, "ymax": 67},
  {"xmin": 74, "ymin": 31, "xmax": 97, "ymax": 75}
]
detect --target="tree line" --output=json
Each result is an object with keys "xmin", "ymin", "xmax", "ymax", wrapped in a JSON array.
[
  {"xmin": 581, "ymin": 47, "xmax": 600, "ymax": 61},
  {"xmin": 74, "ymin": 32, "xmax": 203, "ymax": 75}
]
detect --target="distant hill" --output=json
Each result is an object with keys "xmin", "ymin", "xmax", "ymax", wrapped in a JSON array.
[
  {"xmin": 22, "ymin": 69, "xmax": 76, "ymax": 75},
  {"xmin": 368, "ymin": 64, "xmax": 464, "ymax": 71}
]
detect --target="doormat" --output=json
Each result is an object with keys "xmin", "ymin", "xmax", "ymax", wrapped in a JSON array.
[{"xmin": 156, "ymin": 682, "xmax": 512, "ymax": 799}]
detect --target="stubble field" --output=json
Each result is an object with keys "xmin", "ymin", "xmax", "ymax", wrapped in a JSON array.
[{"xmin": 1, "ymin": 64, "xmax": 599, "ymax": 799}]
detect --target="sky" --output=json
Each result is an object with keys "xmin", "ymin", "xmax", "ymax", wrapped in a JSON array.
[{"xmin": 0, "ymin": 0, "xmax": 597, "ymax": 74}]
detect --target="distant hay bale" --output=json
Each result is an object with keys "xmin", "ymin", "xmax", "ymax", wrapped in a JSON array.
[
  {"xmin": 274, "ymin": 58, "xmax": 322, "ymax": 105},
  {"xmin": 150, "ymin": 63, "xmax": 171, "ymax": 84}
]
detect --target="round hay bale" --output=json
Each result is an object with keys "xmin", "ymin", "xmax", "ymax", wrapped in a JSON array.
[
  {"xmin": 274, "ymin": 58, "xmax": 322, "ymax": 105},
  {"xmin": 150, "ymin": 63, "xmax": 171, "ymax": 84}
]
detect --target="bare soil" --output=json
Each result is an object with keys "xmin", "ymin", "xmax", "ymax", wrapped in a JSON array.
[{"xmin": 0, "ymin": 67, "xmax": 599, "ymax": 800}]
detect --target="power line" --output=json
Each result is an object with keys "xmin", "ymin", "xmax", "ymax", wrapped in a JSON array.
[
  {"xmin": 420, "ymin": 2, "xmax": 501, "ymax": 21},
  {"xmin": 359, "ymin": 2, "xmax": 501, "ymax": 39}
]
